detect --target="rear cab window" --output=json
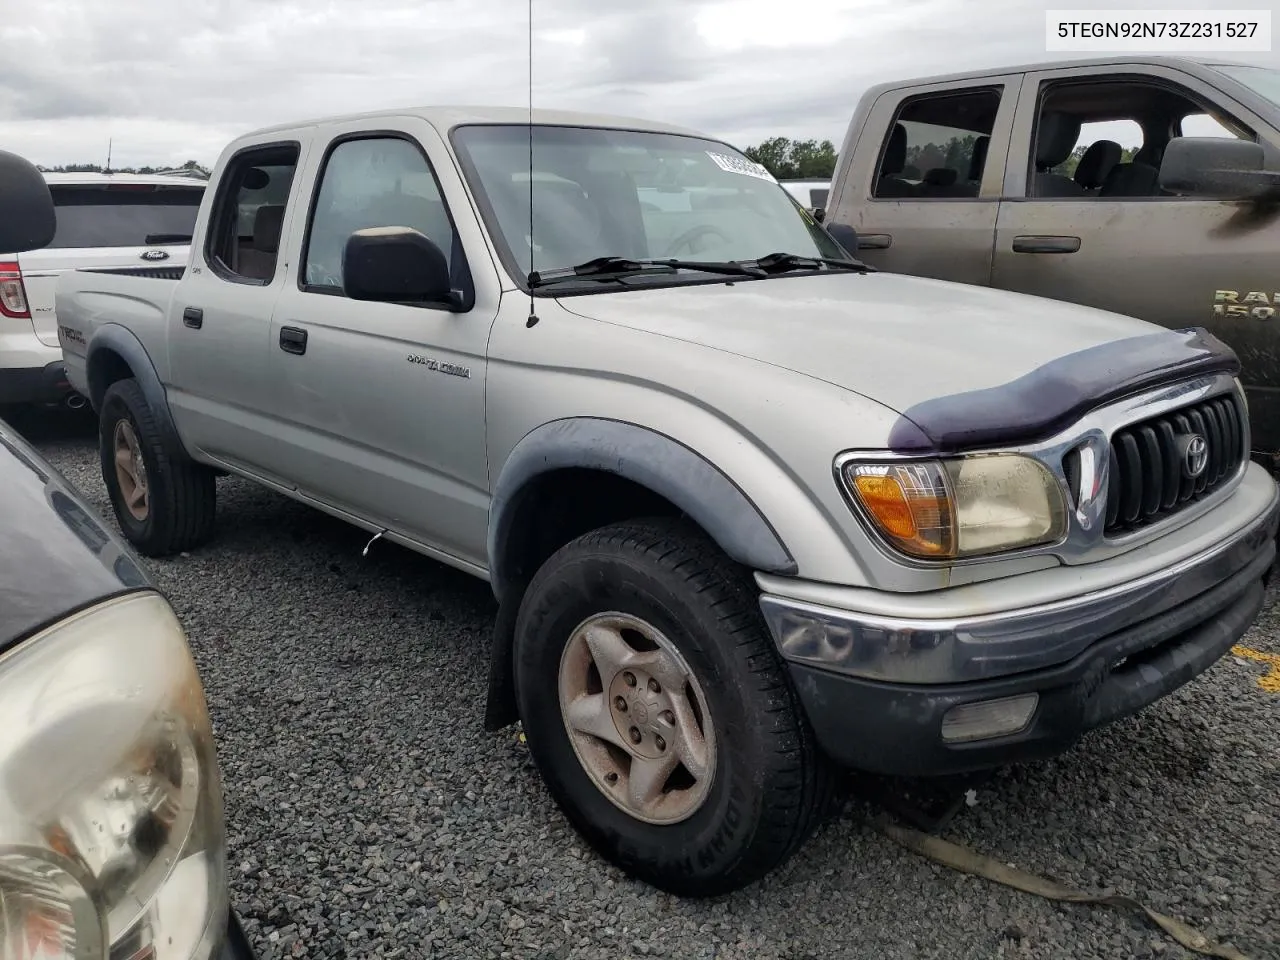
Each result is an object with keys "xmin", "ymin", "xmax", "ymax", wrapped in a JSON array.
[{"xmin": 45, "ymin": 184, "xmax": 204, "ymax": 249}]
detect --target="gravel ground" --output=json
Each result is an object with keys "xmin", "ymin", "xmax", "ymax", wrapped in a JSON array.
[{"xmin": 16, "ymin": 408, "xmax": 1280, "ymax": 960}]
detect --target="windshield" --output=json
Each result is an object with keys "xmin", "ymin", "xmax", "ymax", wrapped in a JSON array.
[
  {"xmin": 451, "ymin": 124, "xmax": 845, "ymax": 284},
  {"xmin": 1213, "ymin": 64, "xmax": 1280, "ymax": 110}
]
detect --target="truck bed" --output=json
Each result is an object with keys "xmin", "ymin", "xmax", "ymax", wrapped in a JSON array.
[{"xmin": 55, "ymin": 265, "xmax": 183, "ymax": 399}]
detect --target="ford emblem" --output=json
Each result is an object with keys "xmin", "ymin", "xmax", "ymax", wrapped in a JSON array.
[{"xmin": 140, "ymin": 249, "xmax": 170, "ymax": 262}]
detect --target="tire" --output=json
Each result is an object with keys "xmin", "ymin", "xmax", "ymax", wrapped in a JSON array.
[
  {"xmin": 513, "ymin": 517, "xmax": 831, "ymax": 897},
  {"xmin": 99, "ymin": 377, "xmax": 216, "ymax": 557}
]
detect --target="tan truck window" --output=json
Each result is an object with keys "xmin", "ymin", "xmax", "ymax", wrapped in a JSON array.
[
  {"xmin": 1027, "ymin": 79, "xmax": 1255, "ymax": 199},
  {"xmin": 873, "ymin": 88, "xmax": 1002, "ymax": 200}
]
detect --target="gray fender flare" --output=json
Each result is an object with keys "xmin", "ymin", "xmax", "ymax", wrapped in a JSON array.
[
  {"xmin": 86, "ymin": 324, "xmax": 186, "ymax": 456},
  {"xmin": 487, "ymin": 417, "xmax": 797, "ymax": 603}
]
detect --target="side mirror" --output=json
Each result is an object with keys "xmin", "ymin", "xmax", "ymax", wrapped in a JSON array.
[
  {"xmin": 823, "ymin": 222, "xmax": 859, "ymax": 257},
  {"xmin": 1159, "ymin": 136, "xmax": 1280, "ymax": 199},
  {"xmin": 342, "ymin": 227, "xmax": 459, "ymax": 307},
  {"xmin": 0, "ymin": 150, "xmax": 55, "ymax": 253}
]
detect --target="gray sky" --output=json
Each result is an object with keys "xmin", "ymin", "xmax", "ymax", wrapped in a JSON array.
[{"xmin": 1, "ymin": 0, "xmax": 1276, "ymax": 168}]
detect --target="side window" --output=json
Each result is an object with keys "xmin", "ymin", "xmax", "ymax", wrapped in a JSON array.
[
  {"xmin": 1028, "ymin": 79, "xmax": 1257, "ymax": 200},
  {"xmin": 872, "ymin": 88, "xmax": 1003, "ymax": 200},
  {"xmin": 302, "ymin": 136, "xmax": 458, "ymax": 294},
  {"xmin": 206, "ymin": 143, "xmax": 300, "ymax": 284}
]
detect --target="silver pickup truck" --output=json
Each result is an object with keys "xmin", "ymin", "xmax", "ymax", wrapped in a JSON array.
[{"xmin": 49, "ymin": 106, "xmax": 1278, "ymax": 896}]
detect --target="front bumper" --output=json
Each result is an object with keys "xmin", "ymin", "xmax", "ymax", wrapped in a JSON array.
[{"xmin": 762, "ymin": 480, "xmax": 1279, "ymax": 777}]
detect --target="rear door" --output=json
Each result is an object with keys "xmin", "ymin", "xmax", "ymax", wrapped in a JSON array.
[
  {"xmin": 989, "ymin": 63, "xmax": 1280, "ymax": 452},
  {"xmin": 17, "ymin": 181, "xmax": 204, "ymax": 346},
  {"xmin": 165, "ymin": 137, "xmax": 310, "ymax": 482},
  {"xmin": 827, "ymin": 75, "xmax": 1021, "ymax": 285}
]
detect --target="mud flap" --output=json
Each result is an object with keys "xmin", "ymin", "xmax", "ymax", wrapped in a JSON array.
[{"xmin": 484, "ymin": 578, "xmax": 526, "ymax": 731}]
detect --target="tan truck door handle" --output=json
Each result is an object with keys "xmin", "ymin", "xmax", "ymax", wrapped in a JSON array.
[{"xmin": 1012, "ymin": 235, "xmax": 1081, "ymax": 254}]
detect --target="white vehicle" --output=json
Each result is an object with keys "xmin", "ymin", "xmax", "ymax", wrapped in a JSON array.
[
  {"xmin": 0, "ymin": 172, "xmax": 205, "ymax": 407},
  {"xmin": 778, "ymin": 177, "xmax": 831, "ymax": 212}
]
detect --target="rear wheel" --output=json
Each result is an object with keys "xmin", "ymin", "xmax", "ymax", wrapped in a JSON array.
[
  {"xmin": 99, "ymin": 378, "xmax": 216, "ymax": 556},
  {"xmin": 513, "ymin": 517, "xmax": 830, "ymax": 897}
]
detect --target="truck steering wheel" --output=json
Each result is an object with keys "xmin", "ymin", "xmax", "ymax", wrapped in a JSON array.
[{"xmin": 663, "ymin": 224, "xmax": 733, "ymax": 258}]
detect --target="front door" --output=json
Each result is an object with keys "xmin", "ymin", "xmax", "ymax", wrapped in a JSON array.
[
  {"xmin": 265, "ymin": 121, "xmax": 497, "ymax": 567},
  {"xmin": 991, "ymin": 64, "xmax": 1280, "ymax": 452}
]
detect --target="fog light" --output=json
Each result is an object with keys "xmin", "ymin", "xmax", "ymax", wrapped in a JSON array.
[{"xmin": 941, "ymin": 694, "xmax": 1039, "ymax": 743}]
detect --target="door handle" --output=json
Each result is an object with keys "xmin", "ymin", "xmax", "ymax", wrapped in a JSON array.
[
  {"xmin": 856, "ymin": 234, "xmax": 892, "ymax": 250},
  {"xmin": 1012, "ymin": 235, "xmax": 1081, "ymax": 254},
  {"xmin": 278, "ymin": 326, "xmax": 308, "ymax": 355},
  {"xmin": 182, "ymin": 307, "xmax": 203, "ymax": 329}
]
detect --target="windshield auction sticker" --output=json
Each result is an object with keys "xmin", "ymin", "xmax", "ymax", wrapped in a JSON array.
[{"xmin": 706, "ymin": 152, "xmax": 778, "ymax": 183}]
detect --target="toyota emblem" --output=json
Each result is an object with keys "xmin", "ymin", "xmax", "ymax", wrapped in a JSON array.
[
  {"xmin": 1182, "ymin": 434, "xmax": 1209, "ymax": 479},
  {"xmin": 140, "ymin": 249, "xmax": 170, "ymax": 262}
]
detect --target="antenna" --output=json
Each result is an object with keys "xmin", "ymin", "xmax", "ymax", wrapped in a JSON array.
[
  {"xmin": 525, "ymin": 0, "xmax": 539, "ymax": 329},
  {"xmin": 105, "ymin": 138, "xmax": 112, "ymax": 174}
]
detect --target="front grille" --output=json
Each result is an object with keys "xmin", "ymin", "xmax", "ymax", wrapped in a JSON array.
[{"xmin": 1103, "ymin": 392, "xmax": 1246, "ymax": 535}]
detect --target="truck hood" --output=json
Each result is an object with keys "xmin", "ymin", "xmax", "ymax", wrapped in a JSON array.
[{"xmin": 556, "ymin": 271, "xmax": 1157, "ymax": 414}]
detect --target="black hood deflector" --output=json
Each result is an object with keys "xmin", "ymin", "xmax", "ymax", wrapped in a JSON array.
[{"xmin": 887, "ymin": 327, "xmax": 1240, "ymax": 455}]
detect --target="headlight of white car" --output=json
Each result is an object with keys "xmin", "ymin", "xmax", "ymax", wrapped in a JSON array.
[
  {"xmin": 0, "ymin": 591, "xmax": 226, "ymax": 960},
  {"xmin": 841, "ymin": 453, "xmax": 1068, "ymax": 560}
]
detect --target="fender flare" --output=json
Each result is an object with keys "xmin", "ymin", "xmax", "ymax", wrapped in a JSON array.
[
  {"xmin": 86, "ymin": 324, "xmax": 186, "ymax": 455},
  {"xmin": 487, "ymin": 417, "xmax": 797, "ymax": 603}
]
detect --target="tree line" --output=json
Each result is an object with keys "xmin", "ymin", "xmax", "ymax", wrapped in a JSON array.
[
  {"xmin": 742, "ymin": 137, "xmax": 838, "ymax": 180},
  {"xmin": 742, "ymin": 133, "xmax": 1138, "ymax": 183},
  {"xmin": 36, "ymin": 159, "xmax": 211, "ymax": 178},
  {"xmin": 905, "ymin": 134, "xmax": 1138, "ymax": 180}
]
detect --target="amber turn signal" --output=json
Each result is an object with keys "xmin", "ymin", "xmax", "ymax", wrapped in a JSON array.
[{"xmin": 845, "ymin": 462, "xmax": 955, "ymax": 558}]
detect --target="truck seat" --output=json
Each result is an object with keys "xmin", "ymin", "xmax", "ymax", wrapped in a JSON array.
[
  {"xmin": 1099, "ymin": 161, "xmax": 1160, "ymax": 197},
  {"xmin": 239, "ymin": 204, "xmax": 284, "ymax": 280},
  {"xmin": 1032, "ymin": 112, "xmax": 1085, "ymax": 197},
  {"xmin": 876, "ymin": 124, "xmax": 918, "ymax": 198},
  {"xmin": 1073, "ymin": 140, "xmax": 1122, "ymax": 192},
  {"xmin": 918, "ymin": 167, "xmax": 974, "ymax": 197},
  {"xmin": 967, "ymin": 136, "xmax": 990, "ymax": 185}
]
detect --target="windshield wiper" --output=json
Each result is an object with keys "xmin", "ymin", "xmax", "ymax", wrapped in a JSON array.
[
  {"xmin": 143, "ymin": 233, "xmax": 193, "ymax": 245},
  {"xmin": 528, "ymin": 256, "xmax": 766, "ymax": 288},
  {"xmin": 741, "ymin": 252, "xmax": 873, "ymax": 274}
]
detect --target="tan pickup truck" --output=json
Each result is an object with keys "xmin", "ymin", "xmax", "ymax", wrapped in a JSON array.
[{"xmin": 823, "ymin": 55, "xmax": 1280, "ymax": 462}]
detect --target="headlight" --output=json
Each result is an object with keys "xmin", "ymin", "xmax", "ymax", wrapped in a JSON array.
[
  {"xmin": 841, "ymin": 454, "xmax": 1067, "ymax": 559},
  {"xmin": 0, "ymin": 592, "xmax": 226, "ymax": 960}
]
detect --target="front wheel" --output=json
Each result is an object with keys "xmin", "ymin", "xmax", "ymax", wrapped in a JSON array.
[{"xmin": 513, "ymin": 518, "xmax": 830, "ymax": 897}]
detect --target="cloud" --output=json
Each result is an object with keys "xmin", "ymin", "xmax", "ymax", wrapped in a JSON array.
[
  {"xmin": 0, "ymin": 0, "xmax": 1275, "ymax": 167},
  {"xmin": 0, "ymin": 65, "xmax": 112, "ymax": 121}
]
